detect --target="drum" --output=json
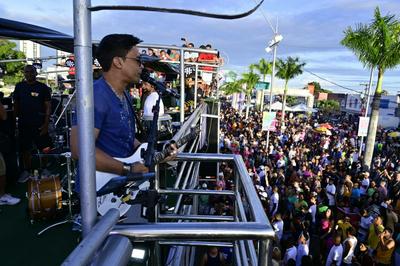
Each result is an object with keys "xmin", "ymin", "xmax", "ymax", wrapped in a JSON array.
[
  {"xmin": 142, "ymin": 114, "xmax": 172, "ymax": 139},
  {"xmin": 28, "ymin": 176, "xmax": 62, "ymax": 220}
]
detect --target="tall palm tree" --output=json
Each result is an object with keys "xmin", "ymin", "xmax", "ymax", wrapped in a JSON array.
[
  {"xmin": 275, "ymin": 56, "xmax": 305, "ymax": 128},
  {"xmin": 241, "ymin": 72, "xmax": 260, "ymax": 119},
  {"xmin": 254, "ymin": 58, "xmax": 272, "ymax": 82},
  {"xmin": 341, "ymin": 7, "xmax": 400, "ymax": 169},
  {"xmin": 253, "ymin": 58, "xmax": 272, "ymax": 110}
]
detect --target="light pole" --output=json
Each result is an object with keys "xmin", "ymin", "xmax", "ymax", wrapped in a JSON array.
[{"xmin": 265, "ymin": 33, "xmax": 282, "ymax": 152}]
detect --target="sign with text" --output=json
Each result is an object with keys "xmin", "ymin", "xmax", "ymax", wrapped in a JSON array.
[
  {"xmin": 255, "ymin": 81, "xmax": 270, "ymax": 91},
  {"xmin": 358, "ymin": 117, "xmax": 369, "ymax": 137},
  {"xmin": 262, "ymin": 111, "xmax": 276, "ymax": 131}
]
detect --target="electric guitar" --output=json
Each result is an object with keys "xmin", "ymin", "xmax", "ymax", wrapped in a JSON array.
[{"xmin": 96, "ymin": 127, "xmax": 200, "ymax": 216}]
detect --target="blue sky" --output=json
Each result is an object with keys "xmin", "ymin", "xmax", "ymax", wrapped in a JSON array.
[{"xmin": 1, "ymin": 0, "xmax": 399, "ymax": 94}]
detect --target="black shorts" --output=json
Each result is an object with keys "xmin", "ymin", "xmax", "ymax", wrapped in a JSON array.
[{"xmin": 18, "ymin": 125, "xmax": 52, "ymax": 152}]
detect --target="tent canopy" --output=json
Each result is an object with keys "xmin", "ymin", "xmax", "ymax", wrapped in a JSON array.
[
  {"xmin": 0, "ymin": 18, "xmax": 179, "ymax": 74},
  {"xmin": 291, "ymin": 103, "xmax": 317, "ymax": 113},
  {"xmin": 0, "ymin": 18, "xmax": 75, "ymax": 53},
  {"xmin": 268, "ymin": 101, "xmax": 293, "ymax": 111}
]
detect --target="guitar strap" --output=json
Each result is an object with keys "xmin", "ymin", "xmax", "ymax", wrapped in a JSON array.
[{"xmin": 123, "ymin": 90, "xmax": 144, "ymax": 137}]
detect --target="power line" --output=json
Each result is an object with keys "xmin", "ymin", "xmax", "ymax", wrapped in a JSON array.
[
  {"xmin": 303, "ymin": 69, "xmax": 363, "ymax": 94},
  {"xmin": 251, "ymin": 0, "xmax": 275, "ymax": 33},
  {"xmin": 304, "ymin": 69, "xmax": 400, "ymax": 104}
]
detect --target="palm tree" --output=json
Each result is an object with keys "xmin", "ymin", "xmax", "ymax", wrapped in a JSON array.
[
  {"xmin": 275, "ymin": 56, "xmax": 305, "ymax": 128},
  {"xmin": 241, "ymin": 72, "xmax": 260, "ymax": 119},
  {"xmin": 253, "ymin": 58, "xmax": 272, "ymax": 110},
  {"xmin": 341, "ymin": 7, "xmax": 400, "ymax": 169},
  {"xmin": 254, "ymin": 58, "xmax": 272, "ymax": 82},
  {"xmin": 220, "ymin": 80, "xmax": 243, "ymax": 95}
]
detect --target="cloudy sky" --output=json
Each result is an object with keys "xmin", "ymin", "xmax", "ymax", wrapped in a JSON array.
[{"xmin": 1, "ymin": 0, "xmax": 399, "ymax": 94}]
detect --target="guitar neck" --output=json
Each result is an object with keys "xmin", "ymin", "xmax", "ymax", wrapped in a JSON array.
[{"xmin": 153, "ymin": 128, "xmax": 199, "ymax": 164}]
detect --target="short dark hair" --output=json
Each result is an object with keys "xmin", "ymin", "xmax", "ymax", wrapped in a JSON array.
[{"xmin": 96, "ymin": 34, "xmax": 142, "ymax": 71}]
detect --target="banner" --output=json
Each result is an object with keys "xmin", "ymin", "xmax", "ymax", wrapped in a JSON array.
[
  {"xmin": 358, "ymin": 117, "xmax": 369, "ymax": 137},
  {"xmin": 262, "ymin": 111, "xmax": 276, "ymax": 131}
]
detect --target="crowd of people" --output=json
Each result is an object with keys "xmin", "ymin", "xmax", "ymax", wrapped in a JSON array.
[{"xmin": 206, "ymin": 101, "xmax": 400, "ymax": 266}]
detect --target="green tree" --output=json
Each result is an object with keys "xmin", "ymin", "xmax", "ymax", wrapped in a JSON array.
[
  {"xmin": 310, "ymin": 81, "xmax": 332, "ymax": 94},
  {"xmin": 341, "ymin": 7, "xmax": 400, "ymax": 169},
  {"xmin": 225, "ymin": 70, "xmax": 238, "ymax": 83},
  {"xmin": 275, "ymin": 56, "xmax": 305, "ymax": 128},
  {"xmin": 241, "ymin": 71, "xmax": 260, "ymax": 119},
  {"xmin": 220, "ymin": 80, "xmax": 243, "ymax": 95},
  {"xmin": 286, "ymin": 96, "xmax": 297, "ymax": 106},
  {"xmin": 0, "ymin": 39, "xmax": 26, "ymax": 85},
  {"xmin": 316, "ymin": 99, "xmax": 340, "ymax": 113}
]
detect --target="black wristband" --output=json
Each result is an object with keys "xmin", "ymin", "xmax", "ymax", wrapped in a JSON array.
[{"xmin": 122, "ymin": 162, "xmax": 132, "ymax": 176}]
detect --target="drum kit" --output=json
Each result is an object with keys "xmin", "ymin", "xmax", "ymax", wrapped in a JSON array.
[{"xmin": 25, "ymin": 91, "xmax": 80, "ymax": 235}]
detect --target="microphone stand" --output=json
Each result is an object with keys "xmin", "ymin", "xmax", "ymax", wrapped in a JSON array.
[{"xmin": 141, "ymin": 90, "xmax": 163, "ymax": 222}]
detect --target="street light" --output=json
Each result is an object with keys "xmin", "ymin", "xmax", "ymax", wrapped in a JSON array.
[{"xmin": 265, "ymin": 33, "xmax": 283, "ymax": 151}]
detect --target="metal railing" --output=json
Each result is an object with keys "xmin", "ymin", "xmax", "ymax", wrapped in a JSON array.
[
  {"xmin": 63, "ymin": 103, "xmax": 275, "ymax": 265},
  {"xmin": 110, "ymin": 153, "xmax": 275, "ymax": 266}
]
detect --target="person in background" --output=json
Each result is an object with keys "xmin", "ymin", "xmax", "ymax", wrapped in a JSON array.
[
  {"xmin": 13, "ymin": 65, "xmax": 52, "ymax": 183},
  {"xmin": 342, "ymin": 227, "xmax": 357, "ymax": 266},
  {"xmin": 326, "ymin": 234, "xmax": 343, "ymax": 266},
  {"xmin": 375, "ymin": 228, "xmax": 395, "ymax": 266},
  {"xmin": 199, "ymin": 247, "xmax": 226, "ymax": 266},
  {"xmin": 0, "ymin": 101, "xmax": 20, "ymax": 205}
]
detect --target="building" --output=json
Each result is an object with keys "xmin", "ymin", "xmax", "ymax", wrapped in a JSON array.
[
  {"xmin": 342, "ymin": 93, "xmax": 400, "ymax": 128},
  {"xmin": 19, "ymin": 40, "xmax": 40, "ymax": 60}
]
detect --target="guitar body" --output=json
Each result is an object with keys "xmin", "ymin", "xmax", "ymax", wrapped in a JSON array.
[
  {"xmin": 96, "ymin": 143, "xmax": 149, "ymax": 216},
  {"xmin": 95, "ymin": 127, "xmax": 200, "ymax": 217}
]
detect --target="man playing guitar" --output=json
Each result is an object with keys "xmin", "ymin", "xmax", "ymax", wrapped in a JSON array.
[{"xmin": 70, "ymin": 34, "xmax": 176, "ymax": 215}]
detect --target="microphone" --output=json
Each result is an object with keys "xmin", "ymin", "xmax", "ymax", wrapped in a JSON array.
[{"xmin": 141, "ymin": 69, "xmax": 180, "ymax": 98}]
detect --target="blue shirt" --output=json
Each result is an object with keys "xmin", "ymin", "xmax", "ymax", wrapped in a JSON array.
[{"xmin": 73, "ymin": 77, "xmax": 135, "ymax": 158}]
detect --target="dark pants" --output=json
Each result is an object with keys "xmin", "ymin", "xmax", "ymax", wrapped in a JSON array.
[{"xmin": 18, "ymin": 124, "xmax": 52, "ymax": 152}]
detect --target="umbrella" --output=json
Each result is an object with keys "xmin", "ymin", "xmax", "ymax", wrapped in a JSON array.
[
  {"xmin": 314, "ymin": 127, "xmax": 328, "ymax": 133},
  {"xmin": 296, "ymin": 114, "xmax": 307, "ymax": 118},
  {"xmin": 388, "ymin": 131, "xmax": 400, "ymax": 138},
  {"xmin": 319, "ymin": 123, "xmax": 333, "ymax": 129}
]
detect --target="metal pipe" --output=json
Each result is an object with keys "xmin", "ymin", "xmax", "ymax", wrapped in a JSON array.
[
  {"xmin": 258, "ymin": 239, "xmax": 272, "ymax": 266},
  {"xmin": 111, "ymin": 222, "xmax": 275, "ymax": 241},
  {"xmin": 172, "ymin": 138, "xmax": 200, "ymax": 214},
  {"xmin": 234, "ymin": 155, "xmax": 270, "ymax": 225},
  {"xmin": 236, "ymin": 192, "xmax": 258, "ymax": 265},
  {"xmin": 91, "ymin": 235, "xmax": 133, "ymax": 266},
  {"xmin": 73, "ymin": 0, "xmax": 97, "ymax": 236},
  {"xmin": 55, "ymin": 90, "xmax": 76, "ymax": 126},
  {"xmin": 239, "ymin": 240, "xmax": 250, "ymax": 266},
  {"xmin": 234, "ymin": 241, "xmax": 242, "ymax": 266},
  {"xmin": 158, "ymin": 189, "xmax": 234, "ymax": 196},
  {"xmin": 159, "ymin": 241, "xmax": 233, "ymax": 247},
  {"xmin": 173, "ymin": 160, "xmax": 198, "ymax": 214},
  {"xmin": 62, "ymin": 209, "xmax": 120, "ymax": 266},
  {"xmin": 175, "ymin": 153, "xmax": 235, "ymax": 162},
  {"xmin": 180, "ymin": 48, "xmax": 185, "ymax": 122},
  {"xmin": 159, "ymin": 214, "xmax": 235, "ymax": 221},
  {"xmin": 137, "ymin": 44, "xmax": 218, "ymax": 54},
  {"xmin": 194, "ymin": 64, "xmax": 199, "ymax": 107},
  {"xmin": 265, "ymin": 39, "xmax": 277, "ymax": 150}
]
